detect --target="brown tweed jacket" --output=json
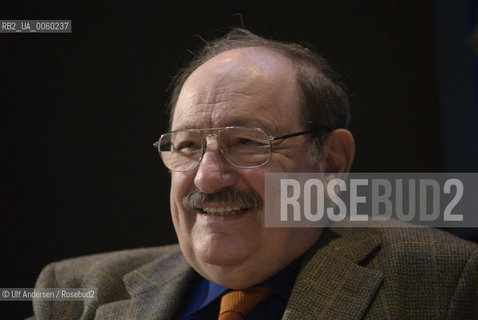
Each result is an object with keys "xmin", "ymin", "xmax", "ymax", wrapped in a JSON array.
[{"xmin": 28, "ymin": 227, "xmax": 478, "ymax": 319}]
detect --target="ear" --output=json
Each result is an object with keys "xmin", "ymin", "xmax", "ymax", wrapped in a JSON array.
[{"xmin": 321, "ymin": 129, "xmax": 355, "ymax": 172}]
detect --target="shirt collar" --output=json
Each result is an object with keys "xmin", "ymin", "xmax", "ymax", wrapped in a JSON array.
[
  {"xmin": 259, "ymin": 256, "xmax": 302, "ymax": 300},
  {"xmin": 182, "ymin": 256, "xmax": 302, "ymax": 318}
]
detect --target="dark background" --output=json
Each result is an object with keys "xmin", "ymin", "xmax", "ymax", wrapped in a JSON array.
[{"xmin": 1, "ymin": 1, "xmax": 477, "ymax": 318}]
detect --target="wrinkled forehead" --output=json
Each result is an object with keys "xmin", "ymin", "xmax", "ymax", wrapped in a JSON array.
[{"xmin": 171, "ymin": 48, "xmax": 302, "ymax": 133}]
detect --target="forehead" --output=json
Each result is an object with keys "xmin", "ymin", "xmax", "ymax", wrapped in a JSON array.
[{"xmin": 171, "ymin": 48, "xmax": 303, "ymax": 134}]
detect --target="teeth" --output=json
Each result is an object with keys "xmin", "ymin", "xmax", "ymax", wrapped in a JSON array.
[{"xmin": 202, "ymin": 207, "xmax": 244, "ymax": 216}]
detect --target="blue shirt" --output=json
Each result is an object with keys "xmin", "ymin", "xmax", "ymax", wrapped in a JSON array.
[{"xmin": 173, "ymin": 258, "xmax": 302, "ymax": 320}]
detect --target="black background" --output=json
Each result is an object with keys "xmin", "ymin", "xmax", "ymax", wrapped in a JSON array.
[{"xmin": 1, "ymin": 1, "xmax": 477, "ymax": 318}]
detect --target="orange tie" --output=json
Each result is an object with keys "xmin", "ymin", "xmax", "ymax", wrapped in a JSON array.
[{"xmin": 218, "ymin": 287, "xmax": 272, "ymax": 320}]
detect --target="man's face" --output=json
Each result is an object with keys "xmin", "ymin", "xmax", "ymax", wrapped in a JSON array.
[{"xmin": 170, "ymin": 48, "xmax": 323, "ymax": 289}]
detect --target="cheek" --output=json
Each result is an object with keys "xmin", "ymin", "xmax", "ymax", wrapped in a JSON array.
[
  {"xmin": 267, "ymin": 153, "xmax": 300, "ymax": 173},
  {"xmin": 170, "ymin": 172, "xmax": 195, "ymax": 203},
  {"xmin": 240, "ymin": 171, "xmax": 267, "ymax": 211},
  {"xmin": 170, "ymin": 172, "xmax": 195, "ymax": 229}
]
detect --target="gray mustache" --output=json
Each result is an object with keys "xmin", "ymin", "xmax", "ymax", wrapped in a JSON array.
[{"xmin": 183, "ymin": 187, "xmax": 262, "ymax": 210}]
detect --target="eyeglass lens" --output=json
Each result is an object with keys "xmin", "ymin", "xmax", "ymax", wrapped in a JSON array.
[{"xmin": 158, "ymin": 127, "xmax": 272, "ymax": 171}]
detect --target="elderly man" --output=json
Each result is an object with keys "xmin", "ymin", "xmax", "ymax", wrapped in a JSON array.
[{"xmin": 29, "ymin": 29, "xmax": 477, "ymax": 319}]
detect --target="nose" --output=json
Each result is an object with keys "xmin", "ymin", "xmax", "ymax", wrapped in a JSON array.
[{"xmin": 193, "ymin": 135, "xmax": 237, "ymax": 194}]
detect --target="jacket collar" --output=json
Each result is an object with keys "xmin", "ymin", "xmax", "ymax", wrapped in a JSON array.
[
  {"xmin": 95, "ymin": 227, "xmax": 383, "ymax": 320},
  {"xmin": 94, "ymin": 248, "xmax": 195, "ymax": 320}
]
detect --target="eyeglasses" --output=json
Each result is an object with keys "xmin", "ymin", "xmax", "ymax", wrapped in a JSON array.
[{"xmin": 153, "ymin": 126, "xmax": 327, "ymax": 172}]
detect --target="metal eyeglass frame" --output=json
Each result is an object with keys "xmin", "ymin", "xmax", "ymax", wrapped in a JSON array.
[{"xmin": 153, "ymin": 126, "xmax": 328, "ymax": 171}]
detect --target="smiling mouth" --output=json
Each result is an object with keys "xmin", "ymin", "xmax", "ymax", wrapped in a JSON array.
[{"xmin": 199, "ymin": 206, "xmax": 248, "ymax": 216}]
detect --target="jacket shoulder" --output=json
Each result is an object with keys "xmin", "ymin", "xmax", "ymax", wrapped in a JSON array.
[
  {"xmin": 367, "ymin": 227, "xmax": 478, "ymax": 318},
  {"xmin": 31, "ymin": 245, "xmax": 181, "ymax": 320},
  {"xmin": 36, "ymin": 245, "xmax": 180, "ymax": 290},
  {"xmin": 375, "ymin": 226, "xmax": 477, "ymax": 259}
]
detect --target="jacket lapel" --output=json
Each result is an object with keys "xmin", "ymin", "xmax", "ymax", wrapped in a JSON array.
[
  {"xmin": 94, "ymin": 228, "xmax": 383, "ymax": 320},
  {"xmin": 283, "ymin": 228, "xmax": 384, "ymax": 320},
  {"xmin": 94, "ymin": 248, "xmax": 195, "ymax": 320}
]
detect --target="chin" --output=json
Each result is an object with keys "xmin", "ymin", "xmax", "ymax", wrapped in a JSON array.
[{"xmin": 193, "ymin": 233, "xmax": 253, "ymax": 267}]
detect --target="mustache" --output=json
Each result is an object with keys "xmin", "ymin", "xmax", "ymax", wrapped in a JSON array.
[{"xmin": 182, "ymin": 187, "xmax": 262, "ymax": 210}]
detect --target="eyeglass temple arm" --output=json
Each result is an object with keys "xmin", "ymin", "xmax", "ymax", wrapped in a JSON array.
[{"xmin": 270, "ymin": 128, "xmax": 330, "ymax": 141}]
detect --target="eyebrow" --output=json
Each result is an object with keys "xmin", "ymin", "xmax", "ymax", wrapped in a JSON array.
[
  {"xmin": 172, "ymin": 117, "xmax": 277, "ymax": 134},
  {"xmin": 171, "ymin": 123, "xmax": 199, "ymax": 132}
]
